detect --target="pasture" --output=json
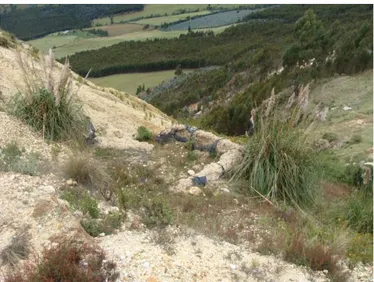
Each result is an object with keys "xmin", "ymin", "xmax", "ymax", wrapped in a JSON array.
[
  {"xmin": 28, "ymin": 24, "xmax": 234, "ymax": 59},
  {"xmin": 89, "ymin": 69, "xmax": 194, "ymax": 95}
]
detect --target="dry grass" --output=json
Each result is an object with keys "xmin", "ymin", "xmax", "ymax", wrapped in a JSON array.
[{"xmin": 1, "ymin": 225, "xmax": 31, "ymax": 267}]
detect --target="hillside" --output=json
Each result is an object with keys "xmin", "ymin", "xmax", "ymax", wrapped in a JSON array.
[{"xmin": 0, "ymin": 5, "xmax": 373, "ymax": 282}]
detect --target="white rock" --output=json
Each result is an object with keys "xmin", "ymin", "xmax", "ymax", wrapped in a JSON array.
[
  {"xmin": 343, "ymin": 106, "xmax": 352, "ymax": 111},
  {"xmin": 187, "ymin": 169, "xmax": 195, "ymax": 176},
  {"xmin": 99, "ymin": 233, "xmax": 106, "ymax": 237},
  {"xmin": 220, "ymin": 188, "xmax": 230, "ymax": 193},
  {"xmin": 188, "ymin": 186, "xmax": 203, "ymax": 196},
  {"xmin": 230, "ymin": 264, "xmax": 237, "ymax": 270},
  {"xmin": 66, "ymin": 179, "xmax": 74, "ymax": 186}
]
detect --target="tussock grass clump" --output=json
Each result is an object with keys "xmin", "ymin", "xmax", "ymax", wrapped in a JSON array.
[
  {"xmin": 10, "ymin": 49, "xmax": 88, "ymax": 142},
  {"xmin": 3, "ymin": 240, "xmax": 119, "ymax": 282},
  {"xmin": 135, "ymin": 126, "xmax": 153, "ymax": 142},
  {"xmin": 231, "ymin": 85, "xmax": 319, "ymax": 209},
  {"xmin": 344, "ymin": 191, "xmax": 373, "ymax": 234},
  {"xmin": 1, "ymin": 225, "xmax": 31, "ymax": 267}
]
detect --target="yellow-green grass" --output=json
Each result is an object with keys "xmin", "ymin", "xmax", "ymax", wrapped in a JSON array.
[
  {"xmin": 93, "ymin": 4, "xmax": 209, "ymax": 25},
  {"xmin": 84, "ymin": 23, "xmax": 144, "ymax": 37},
  {"xmin": 134, "ymin": 10, "xmax": 211, "ymax": 26},
  {"xmin": 89, "ymin": 69, "xmax": 194, "ymax": 95},
  {"xmin": 29, "ymin": 24, "xmax": 234, "ymax": 59},
  {"xmin": 308, "ymin": 70, "xmax": 373, "ymax": 161}
]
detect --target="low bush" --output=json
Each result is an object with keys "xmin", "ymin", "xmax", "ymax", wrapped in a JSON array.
[
  {"xmin": 322, "ymin": 132, "xmax": 339, "ymax": 142},
  {"xmin": 81, "ymin": 212, "xmax": 122, "ymax": 237},
  {"xmin": 0, "ymin": 141, "xmax": 40, "ymax": 175},
  {"xmin": 3, "ymin": 240, "xmax": 119, "ymax": 282},
  {"xmin": 135, "ymin": 126, "xmax": 153, "ymax": 142},
  {"xmin": 143, "ymin": 199, "xmax": 174, "ymax": 228},
  {"xmin": 61, "ymin": 189, "xmax": 100, "ymax": 218},
  {"xmin": 349, "ymin": 134, "xmax": 363, "ymax": 144}
]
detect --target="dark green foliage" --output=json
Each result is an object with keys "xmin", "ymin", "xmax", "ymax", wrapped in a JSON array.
[
  {"xmin": 3, "ymin": 241, "xmax": 119, "ymax": 282},
  {"xmin": 349, "ymin": 134, "xmax": 363, "ymax": 144},
  {"xmin": 135, "ymin": 126, "xmax": 153, "ymax": 142},
  {"xmin": 0, "ymin": 4, "xmax": 144, "ymax": 40},
  {"xmin": 86, "ymin": 28, "xmax": 108, "ymax": 37},
  {"xmin": 10, "ymin": 88, "xmax": 87, "ymax": 141}
]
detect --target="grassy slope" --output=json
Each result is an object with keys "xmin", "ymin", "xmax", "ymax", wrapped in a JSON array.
[
  {"xmin": 308, "ymin": 70, "xmax": 373, "ymax": 161},
  {"xmin": 134, "ymin": 10, "xmax": 210, "ymax": 25},
  {"xmin": 29, "ymin": 24, "xmax": 234, "ymax": 59},
  {"xmin": 89, "ymin": 69, "xmax": 194, "ymax": 94},
  {"xmin": 93, "ymin": 4, "xmax": 208, "ymax": 25}
]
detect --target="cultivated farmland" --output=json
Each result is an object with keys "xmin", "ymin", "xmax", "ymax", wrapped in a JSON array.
[
  {"xmin": 164, "ymin": 9, "xmax": 256, "ymax": 30},
  {"xmin": 134, "ymin": 10, "xmax": 210, "ymax": 26}
]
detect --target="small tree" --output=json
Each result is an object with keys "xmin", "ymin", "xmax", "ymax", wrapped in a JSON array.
[{"xmin": 175, "ymin": 64, "xmax": 183, "ymax": 76}]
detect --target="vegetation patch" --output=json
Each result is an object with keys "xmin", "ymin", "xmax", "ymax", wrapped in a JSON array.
[
  {"xmin": 0, "ymin": 141, "xmax": 40, "ymax": 176},
  {"xmin": 1, "ymin": 225, "xmax": 31, "ymax": 268},
  {"xmin": 3, "ymin": 240, "xmax": 119, "ymax": 282},
  {"xmin": 61, "ymin": 188, "xmax": 100, "ymax": 218},
  {"xmin": 135, "ymin": 126, "xmax": 153, "ymax": 142},
  {"xmin": 10, "ymin": 51, "xmax": 87, "ymax": 142}
]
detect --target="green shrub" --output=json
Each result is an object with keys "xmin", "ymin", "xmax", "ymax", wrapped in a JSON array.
[
  {"xmin": 62, "ymin": 189, "xmax": 100, "ymax": 218},
  {"xmin": 135, "ymin": 126, "xmax": 153, "ymax": 142},
  {"xmin": 322, "ymin": 132, "xmax": 339, "ymax": 142},
  {"xmin": 3, "ymin": 240, "xmax": 119, "ymax": 282},
  {"xmin": 80, "ymin": 218, "xmax": 103, "ymax": 237},
  {"xmin": 143, "ymin": 199, "xmax": 174, "ymax": 228},
  {"xmin": 186, "ymin": 150, "xmax": 198, "ymax": 161}
]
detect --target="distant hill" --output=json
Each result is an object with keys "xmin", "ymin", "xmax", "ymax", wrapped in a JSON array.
[{"xmin": 0, "ymin": 4, "xmax": 144, "ymax": 40}]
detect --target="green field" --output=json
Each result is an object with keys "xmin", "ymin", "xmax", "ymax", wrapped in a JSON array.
[
  {"xmin": 93, "ymin": 4, "xmax": 209, "ymax": 25},
  {"xmin": 89, "ymin": 69, "xmax": 194, "ymax": 94},
  {"xmin": 134, "ymin": 10, "xmax": 211, "ymax": 26},
  {"xmin": 28, "ymin": 24, "xmax": 235, "ymax": 59}
]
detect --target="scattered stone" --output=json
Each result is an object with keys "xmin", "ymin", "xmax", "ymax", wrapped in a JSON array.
[
  {"xmin": 233, "ymin": 199, "xmax": 239, "ymax": 205},
  {"xmin": 220, "ymin": 188, "xmax": 230, "ymax": 193},
  {"xmin": 99, "ymin": 233, "xmax": 106, "ymax": 237},
  {"xmin": 187, "ymin": 186, "xmax": 203, "ymax": 196},
  {"xmin": 343, "ymin": 106, "xmax": 352, "ymax": 111},
  {"xmin": 187, "ymin": 169, "xmax": 195, "ymax": 176}
]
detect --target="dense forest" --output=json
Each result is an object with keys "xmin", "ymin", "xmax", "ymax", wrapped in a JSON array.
[
  {"xmin": 0, "ymin": 4, "xmax": 143, "ymax": 40},
  {"xmin": 66, "ymin": 5, "xmax": 372, "ymax": 79},
  {"xmin": 145, "ymin": 4, "xmax": 372, "ymax": 135}
]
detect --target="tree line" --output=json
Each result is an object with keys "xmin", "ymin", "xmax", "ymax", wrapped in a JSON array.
[{"xmin": 0, "ymin": 4, "xmax": 144, "ymax": 40}]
